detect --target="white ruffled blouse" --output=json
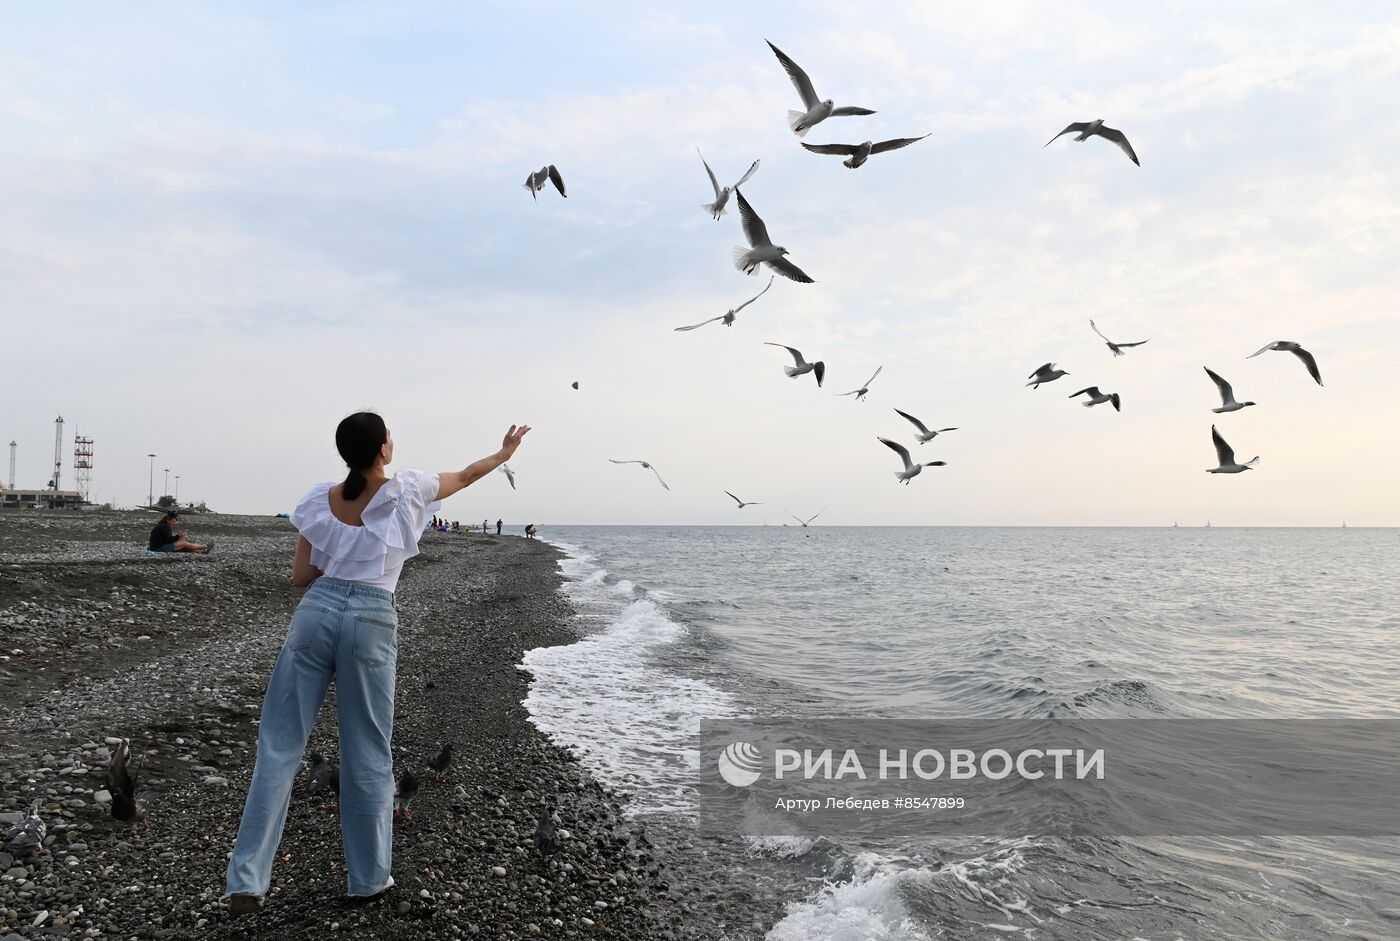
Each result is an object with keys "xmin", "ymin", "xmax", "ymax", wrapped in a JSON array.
[{"xmin": 290, "ymin": 469, "xmax": 443, "ymax": 592}]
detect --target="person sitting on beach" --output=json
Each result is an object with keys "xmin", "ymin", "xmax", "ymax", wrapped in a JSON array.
[
  {"xmin": 222, "ymin": 411, "xmax": 530, "ymax": 915},
  {"xmin": 148, "ymin": 511, "xmax": 211, "ymax": 554}
]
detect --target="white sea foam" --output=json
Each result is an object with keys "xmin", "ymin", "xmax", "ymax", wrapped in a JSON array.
[
  {"xmin": 520, "ymin": 540, "xmax": 734, "ymax": 815},
  {"xmin": 765, "ymin": 841, "xmax": 1040, "ymax": 941},
  {"xmin": 765, "ymin": 853, "xmax": 934, "ymax": 941}
]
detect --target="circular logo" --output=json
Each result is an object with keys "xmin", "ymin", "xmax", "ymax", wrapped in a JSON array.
[{"xmin": 717, "ymin": 741, "xmax": 764, "ymax": 787}]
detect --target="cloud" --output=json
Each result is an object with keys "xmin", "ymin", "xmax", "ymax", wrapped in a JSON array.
[{"xmin": 1, "ymin": 3, "xmax": 1397, "ymax": 523}]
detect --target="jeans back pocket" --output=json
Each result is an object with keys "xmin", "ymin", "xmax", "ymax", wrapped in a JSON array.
[{"xmin": 352, "ymin": 611, "xmax": 398, "ymax": 668}]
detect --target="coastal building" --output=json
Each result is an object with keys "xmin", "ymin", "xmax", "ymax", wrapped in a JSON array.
[{"xmin": 0, "ymin": 487, "xmax": 86, "ymax": 509}]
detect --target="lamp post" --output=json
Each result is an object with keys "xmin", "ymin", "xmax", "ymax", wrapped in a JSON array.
[
  {"xmin": 175, "ymin": 475, "xmax": 180, "ymax": 504},
  {"xmin": 147, "ymin": 454, "xmax": 156, "ymax": 508},
  {"xmin": 163, "ymin": 468, "xmax": 169, "ymax": 502}
]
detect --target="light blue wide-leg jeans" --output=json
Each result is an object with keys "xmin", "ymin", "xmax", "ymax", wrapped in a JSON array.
[{"xmin": 224, "ymin": 577, "xmax": 399, "ymax": 899}]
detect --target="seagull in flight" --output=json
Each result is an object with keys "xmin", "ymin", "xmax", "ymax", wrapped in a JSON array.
[
  {"xmin": 1207, "ymin": 425, "xmax": 1259, "ymax": 474},
  {"xmin": 733, "ymin": 189, "xmax": 814, "ymax": 283},
  {"xmin": 766, "ymin": 40, "xmax": 876, "ymax": 137},
  {"xmin": 697, "ymin": 148, "xmax": 760, "ymax": 220},
  {"xmin": 893, "ymin": 408, "xmax": 957, "ymax": 444},
  {"xmin": 1069, "ymin": 386, "xmax": 1122, "ymax": 411},
  {"xmin": 675, "ymin": 276, "xmax": 774, "ymax": 332},
  {"xmin": 499, "ymin": 464, "xmax": 517, "ymax": 490},
  {"xmin": 1204, "ymin": 368, "xmax": 1256, "ymax": 413},
  {"xmin": 1044, "ymin": 120, "xmax": 1140, "ymax": 165},
  {"xmin": 879, "ymin": 437, "xmax": 946, "ymax": 485},
  {"xmin": 787, "ymin": 507, "xmax": 825, "ymax": 528},
  {"xmin": 523, "ymin": 165, "xmax": 567, "ymax": 200},
  {"xmin": 724, "ymin": 491, "xmax": 762, "ymax": 509},
  {"xmin": 801, "ymin": 135, "xmax": 929, "ymax": 169},
  {"xmin": 1089, "ymin": 320, "xmax": 1149, "ymax": 356},
  {"xmin": 837, "ymin": 366, "xmax": 883, "ymax": 400},
  {"xmin": 1027, "ymin": 363, "xmax": 1069, "ymax": 388},
  {"xmin": 765, "ymin": 342, "xmax": 825, "ymax": 386},
  {"xmin": 609, "ymin": 459, "xmax": 670, "ymax": 491},
  {"xmin": 1247, "ymin": 341, "xmax": 1323, "ymax": 386}
]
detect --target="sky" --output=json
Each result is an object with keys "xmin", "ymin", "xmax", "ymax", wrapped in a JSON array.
[{"xmin": 2, "ymin": 1, "xmax": 1398, "ymax": 525}]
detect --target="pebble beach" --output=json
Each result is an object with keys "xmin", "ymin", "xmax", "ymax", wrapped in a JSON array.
[{"xmin": 0, "ymin": 511, "xmax": 731, "ymax": 941}]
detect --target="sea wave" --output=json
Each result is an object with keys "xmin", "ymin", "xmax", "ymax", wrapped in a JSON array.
[{"xmin": 520, "ymin": 540, "xmax": 733, "ymax": 815}]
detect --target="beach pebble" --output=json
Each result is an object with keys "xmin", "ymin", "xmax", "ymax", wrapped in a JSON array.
[
  {"xmin": 491, "ymin": 866, "xmax": 507, "ymax": 877},
  {"xmin": 93, "ymin": 789, "xmax": 112, "ymax": 804}
]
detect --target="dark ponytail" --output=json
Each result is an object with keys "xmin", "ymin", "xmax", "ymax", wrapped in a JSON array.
[{"xmin": 335, "ymin": 411, "xmax": 388, "ymax": 501}]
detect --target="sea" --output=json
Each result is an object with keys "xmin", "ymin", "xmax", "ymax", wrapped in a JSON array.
[{"xmin": 519, "ymin": 526, "xmax": 1400, "ymax": 940}]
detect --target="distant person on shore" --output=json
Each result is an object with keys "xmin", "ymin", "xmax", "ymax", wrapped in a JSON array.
[
  {"xmin": 223, "ymin": 411, "xmax": 529, "ymax": 914},
  {"xmin": 482, "ymin": 518, "xmax": 489, "ymax": 535},
  {"xmin": 148, "ymin": 511, "xmax": 211, "ymax": 554},
  {"xmin": 525, "ymin": 523, "xmax": 537, "ymax": 539},
  {"xmin": 495, "ymin": 518, "xmax": 502, "ymax": 535}
]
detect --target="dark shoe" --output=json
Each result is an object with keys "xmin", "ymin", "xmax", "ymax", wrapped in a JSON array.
[
  {"xmin": 227, "ymin": 893, "xmax": 262, "ymax": 916},
  {"xmin": 340, "ymin": 885, "xmax": 395, "ymax": 910}
]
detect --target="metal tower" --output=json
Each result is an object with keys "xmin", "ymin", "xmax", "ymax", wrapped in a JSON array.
[
  {"xmin": 50, "ymin": 416, "xmax": 64, "ymax": 491},
  {"xmin": 6, "ymin": 441, "xmax": 14, "ymax": 490},
  {"xmin": 74, "ymin": 435, "xmax": 94, "ymax": 503}
]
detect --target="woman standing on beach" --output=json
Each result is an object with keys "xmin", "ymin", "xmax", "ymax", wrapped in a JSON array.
[{"xmin": 224, "ymin": 411, "xmax": 529, "ymax": 913}]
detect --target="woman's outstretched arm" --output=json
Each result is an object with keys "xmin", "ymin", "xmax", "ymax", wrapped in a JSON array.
[{"xmin": 436, "ymin": 424, "xmax": 531, "ymax": 501}]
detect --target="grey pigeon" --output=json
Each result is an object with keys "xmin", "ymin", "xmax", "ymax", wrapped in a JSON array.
[
  {"xmin": 394, "ymin": 768, "xmax": 419, "ymax": 817},
  {"xmin": 428, "ymin": 742, "xmax": 453, "ymax": 783},
  {"xmin": 303, "ymin": 753, "xmax": 332, "ymax": 797},
  {"xmin": 524, "ymin": 165, "xmax": 567, "ymax": 200},
  {"xmin": 107, "ymin": 739, "xmax": 146, "ymax": 828},
  {"xmin": 3, "ymin": 799, "xmax": 45, "ymax": 858},
  {"xmin": 801, "ymin": 135, "xmax": 928, "ymax": 169},
  {"xmin": 532, "ymin": 807, "xmax": 561, "ymax": 859}
]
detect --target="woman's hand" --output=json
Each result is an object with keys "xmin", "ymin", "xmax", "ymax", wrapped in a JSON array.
[
  {"xmin": 500, "ymin": 424, "xmax": 531, "ymax": 459},
  {"xmin": 436, "ymin": 423, "xmax": 532, "ymax": 502}
]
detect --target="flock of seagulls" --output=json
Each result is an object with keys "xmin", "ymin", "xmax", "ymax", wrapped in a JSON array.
[
  {"xmin": 1031, "ymin": 321, "xmax": 1323, "ymax": 472},
  {"xmin": 511, "ymin": 38, "xmax": 1328, "ymax": 506}
]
